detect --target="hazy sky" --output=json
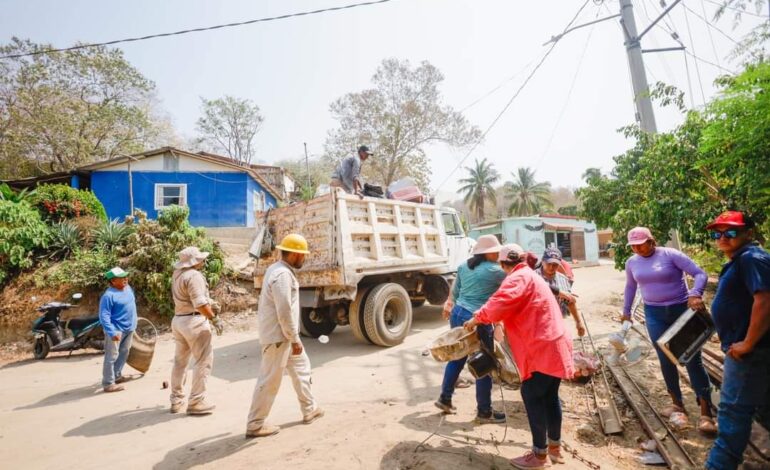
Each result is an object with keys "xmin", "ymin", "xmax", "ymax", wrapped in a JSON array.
[{"xmin": 2, "ymin": 0, "xmax": 765, "ymax": 199}]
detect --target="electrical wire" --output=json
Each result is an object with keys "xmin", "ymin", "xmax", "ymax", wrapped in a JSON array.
[
  {"xmin": 682, "ymin": 4, "xmax": 708, "ymax": 104},
  {"xmin": 459, "ymin": 57, "xmax": 540, "ymax": 113},
  {"xmin": 533, "ymin": 10, "xmax": 598, "ymax": 172},
  {"xmin": 699, "ymin": 0, "xmax": 724, "ymax": 68},
  {"xmin": 701, "ymin": 0, "xmax": 767, "ymax": 18},
  {"xmin": 0, "ymin": 0, "xmax": 395, "ymax": 60},
  {"xmin": 434, "ymin": 0, "xmax": 593, "ymax": 193},
  {"xmin": 686, "ymin": 1, "xmax": 741, "ymax": 45}
]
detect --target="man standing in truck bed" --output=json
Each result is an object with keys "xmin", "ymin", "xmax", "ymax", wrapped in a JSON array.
[
  {"xmin": 330, "ymin": 145, "xmax": 373, "ymax": 194},
  {"xmin": 245, "ymin": 234, "xmax": 324, "ymax": 438}
]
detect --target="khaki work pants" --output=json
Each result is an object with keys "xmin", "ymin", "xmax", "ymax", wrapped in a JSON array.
[
  {"xmin": 246, "ymin": 341, "xmax": 317, "ymax": 432},
  {"xmin": 170, "ymin": 315, "xmax": 213, "ymax": 406}
]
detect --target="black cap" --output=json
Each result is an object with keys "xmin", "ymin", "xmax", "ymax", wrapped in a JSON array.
[{"xmin": 358, "ymin": 145, "xmax": 374, "ymax": 155}]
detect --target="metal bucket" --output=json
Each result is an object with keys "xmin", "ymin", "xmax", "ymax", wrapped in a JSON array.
[{"xmin": 127, "ymin": 318, "xmax": 157, "ymax": 374}]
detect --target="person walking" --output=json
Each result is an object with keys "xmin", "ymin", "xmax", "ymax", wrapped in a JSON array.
[
  {"xmin": 246, "ymin": 234, "xmax": 324, "ymax": 438},
  {"xmin": 435, "ymin": 234, "xmax": 507, "ymax": 424},
  {"xmin": 536, "ymin": 248, "xmax": 585, "ymax": 337},
  {"xmin": 169, "ymin": 246, "xmax": 223, "ymax": 415},
  {"xmin": 705, "ymin": 211, "xmax": 770, "ymax": 470},
  {"xmin": 622, "ymin": 226, "xmax": 716, "ymax": 434},
  {"xmin": 99, "ymin": 267, "xmax": 137, "ymax": 393},
  {"xmin": 465, "ymin": 243, "xmax": 573, "ymax": 469},
  {"xmin": 329, "ymin": 145, "xmax": 372, "ymax": 195}
]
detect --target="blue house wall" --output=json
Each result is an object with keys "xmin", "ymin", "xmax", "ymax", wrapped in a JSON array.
[{"xmin": 90, "ymin": 171, "xmax": 271, "ymax": 227}]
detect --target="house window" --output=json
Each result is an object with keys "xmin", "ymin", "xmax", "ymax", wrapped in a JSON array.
[
  {"xmin": 155, "ymin": 184, "xmax": 187, "ymax": 209},
  {"xmin": 253, "ymin": 190, "xmax": 266, "ymax": 212}
]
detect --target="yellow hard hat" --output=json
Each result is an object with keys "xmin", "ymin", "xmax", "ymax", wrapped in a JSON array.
[{"xmin": 276, "ymin": 233, "xmax": 310, "ymax": 254}]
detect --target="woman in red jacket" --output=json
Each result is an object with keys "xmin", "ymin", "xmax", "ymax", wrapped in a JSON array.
[{"xmin": 465, "ymin": 244, "xmax": 574, "ymax": 469}]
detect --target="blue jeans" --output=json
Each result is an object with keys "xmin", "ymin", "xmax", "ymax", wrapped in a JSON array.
[
  {"xmin": 439, "ymin": 305, "xmax": 494, "ymax": 414},
  {"xmin": 520, "ymin": 372, "xmax": 562, "ymax": 452},
  {"xmin": 102, "ymin": 331, "xmax": 133, "ymax": 386},
  {"xmin": 706, "ymin": 348, "xmax": 770, "ymax": 470},
  {"xmin": 644, "ymin": 303, "xmax": 712, "ymax": 403}
]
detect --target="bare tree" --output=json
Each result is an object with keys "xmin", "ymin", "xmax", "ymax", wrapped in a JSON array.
[{"xmin": 195, "ymin": 96, "xmax": 264, "ymax": 165}]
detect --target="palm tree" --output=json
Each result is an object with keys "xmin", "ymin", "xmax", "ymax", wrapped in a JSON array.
[
  {"xmin": 458, "ymin": 158, "xmax": 500, "ymax": 222},
  {"xmin": 506, "ymin": 167, "xmax": 553, "ymax": 216}
]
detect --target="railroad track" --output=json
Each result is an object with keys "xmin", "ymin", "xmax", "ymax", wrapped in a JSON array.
[
  {"xmin": 579, "ymin": 311, "xmax": 623, "ymax": 435},
  {"xmin": 607, "ymin": 363, "xmax": 696, "ymax": 469}
]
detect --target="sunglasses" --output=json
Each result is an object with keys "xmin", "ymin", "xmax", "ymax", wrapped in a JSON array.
[{"xmin": 710, "ymin": 229, "xmax": 740, "ymax": 240}]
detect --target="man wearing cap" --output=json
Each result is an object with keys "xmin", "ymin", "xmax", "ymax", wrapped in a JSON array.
[
  {"xmin": 536, "ymin": 249, "xmax": 585, "ymax": 337},
  {"xmin": 169, "ymin": 246, "xmax": 223, "ymax": 415},
  {"xmin": 246, "ymin": 233, "xmax": 324, "ymax": 438},
  {"xmin": 330, "ymin": 145, "xmax": 372, "ymax": 195},
  {"xmin": 99, "ymin": 267, "xmax": 137, "ymax": 393},
  {"xmin": 705, "ymin": 211, "xmax": 770, "ymax": 470}
]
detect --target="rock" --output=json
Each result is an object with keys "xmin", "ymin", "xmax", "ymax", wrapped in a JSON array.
[{"xmin": 576, "ymin": 423, "xmax": 603, "ymax": 445}]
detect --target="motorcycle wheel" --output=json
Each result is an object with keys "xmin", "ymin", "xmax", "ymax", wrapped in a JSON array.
[{"xmin": 33, "ymin": 337, "xmax": 50, "ymax": 360}]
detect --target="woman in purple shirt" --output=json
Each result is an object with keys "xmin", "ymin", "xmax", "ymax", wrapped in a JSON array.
[{"xmin": 623, "ymin": 226, "xmax": 716, "ymax": 434}]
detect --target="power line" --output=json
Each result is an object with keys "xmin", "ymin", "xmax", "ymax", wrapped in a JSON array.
[
  {"xmin": 0, "ymin": 0, "xmax": 394, "ymax": 60},
  {"xmin": 685, "ymin": 1, "xmax": 740, "ymax": 45},
  {"xmin": 459, "ymin": 58, "xmax": 540, "ymax": 113},
  {"xmin": 434, "ymin": 0, "xmax": 593, "ymax": 193},
  {"xmin": 698, "ymin": 0, "xmax": 723, "ymax": 67},
  {"xmin": 682, "ymin": 4, "xmax": 707, "ymax": 104},
  {"xmin": 701, "ymin": 0, "xmax": 767, "ymax": 18}
]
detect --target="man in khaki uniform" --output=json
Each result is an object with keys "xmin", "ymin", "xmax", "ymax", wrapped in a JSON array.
[
  {"xmin": 170, "ymin": 246, "xmax": 223, "ymax": 415},
  {"xmin": 245, "ymin": 234, "xmax": 324, "ymax": 438}
]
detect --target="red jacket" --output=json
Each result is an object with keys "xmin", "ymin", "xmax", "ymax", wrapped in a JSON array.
[{"xmin": 475, "ymin": 264, "xmax": 574, "ymax": 381}]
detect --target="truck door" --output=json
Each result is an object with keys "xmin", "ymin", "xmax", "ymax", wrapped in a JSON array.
[{"xmin": 441, "ymin": 212, "xmax": 471, "ymax": 270}]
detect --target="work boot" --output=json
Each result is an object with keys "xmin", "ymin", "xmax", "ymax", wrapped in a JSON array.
[
  {"xmin": 170, "ymin": 402, "xmax": 185, "ymax": 414},
  {"xmin": 245, "ymin": 424, "xmax": 280, "ymax": 439},
  {"xmin": 510, "ymin": 451, "xmax": 550, "ymax": 469},
  {"xmin": 103, "ymin": 384, "xmax": 125, "ymax": 393},
  {"xmin": 434, "ymin": 397, "xmax": 456, "ymax": 414},
  {"xmin": 547, "ymin": 445, "xmax": 565, "ymax": 464},
  {"xmin": 303, "ymin": 408, "xmax": 325, "ymax": 425},
  {"xmin": 186, "ymin": 400, "xmax": 216, "ymax": 415},
  {"xmin": 475, "ymin": 409, "xmax": 506, "ymax": 424}
]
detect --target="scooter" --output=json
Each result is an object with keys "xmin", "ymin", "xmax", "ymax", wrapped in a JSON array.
[{"xmin": 30, "ymin": 293, "xmax": 105, "ymax": 360}]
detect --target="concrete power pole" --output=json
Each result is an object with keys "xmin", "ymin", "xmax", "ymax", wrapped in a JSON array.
[{"xmin": 619, "ymin": 0, "xmax": 657, "ymax": 133}]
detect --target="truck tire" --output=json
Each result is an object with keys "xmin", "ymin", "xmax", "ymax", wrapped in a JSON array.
[
  {"xmin": 300, "ymin": 308, "xmax": 337, "ymax": 338},
  {"xmin": 424, "ymin": 275, "xmax": 451, "ymax": 305},
  {"xmin": 363, "ymin": 283, "xmax": 413, "ymax": 347},
  {"xmin": 349, "ymin": 286, "xmax": 373, "ymax": 344}
]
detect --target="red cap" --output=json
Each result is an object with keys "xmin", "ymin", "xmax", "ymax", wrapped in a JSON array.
[{"xmin": 706, "ymin": 211, "xmax": 748, "ymax": 230}]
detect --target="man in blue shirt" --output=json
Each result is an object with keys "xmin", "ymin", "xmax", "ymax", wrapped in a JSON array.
[
  {"xmin": 99, "ymin": 267, "xmax": 138, "ymax": 393},
  {"xmin": 705, "ymin": 211, "xmax": 770, "ymax": 470},
  {"xmin": 329, "ymin": 145, "xmax": 373, "ymax": 194}
]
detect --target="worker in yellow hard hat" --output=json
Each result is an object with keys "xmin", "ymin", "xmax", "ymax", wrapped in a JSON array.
[{"xmin": 246, "ymin": 233, "xmax": 324, "ymax": 438}]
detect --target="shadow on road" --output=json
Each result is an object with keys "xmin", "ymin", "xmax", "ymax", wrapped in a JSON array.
[
  {"xmin": 63, "ymin": 406, "xmax": 181, "ymax": 437},
  {"xmin": 1, "ymin": 350, "xmax": 103, "ymax": 371},
  {"xmin": 380, "ymin": 440, "xmax": 517, "ymax": 469},
  {"xmin": 153, "ymin": 433, "xmax": 258, "ymax": 470},
  {"xmin": 14, "ymin": 383, "xmax": 101, "ymax": 410}
]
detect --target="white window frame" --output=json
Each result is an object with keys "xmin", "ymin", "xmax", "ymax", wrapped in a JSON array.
[
  {"xmin": 154, "ymin": 184, "xmax": 187, "ymax": 210},
  {"xmin": 253, "ymin": 190, "xmax": 266, "ymax": 212}
]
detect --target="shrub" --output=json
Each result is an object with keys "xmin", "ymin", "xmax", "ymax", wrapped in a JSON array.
[
  {"xmin": 49, "ymin": 222, "xmax": 83, "ymax": 259},
  {"xmin": 94, "ymin": 219, "xmax": 134, "ymax": 250},
  {"xmin": 684, "ymin": 245, "xmax": 725, "ymax": 278},
  {"xmin": 0, "ymin": 183, "xmax": 36, "ymax": 203},
  {"xmin": 0, "ymin": 201, "xmax": 49, "ymax": 284},
  {"xmin": 32, "ymin": 184, "xmax": 107, "ymax": 222},
  {"xmin": 47, "ymin": 249, "xmax": 118, "ymax": 290}
]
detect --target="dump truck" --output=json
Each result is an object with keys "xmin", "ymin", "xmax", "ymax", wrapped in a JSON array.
[{"xmin": 251, "ymin": 190, "xmax": 475, "ymax": 346}]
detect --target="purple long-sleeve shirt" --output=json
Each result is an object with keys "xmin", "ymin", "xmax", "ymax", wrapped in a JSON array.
[{"xmin": 623, "ymin": 247, "xmax": 707, "ymax": 314}]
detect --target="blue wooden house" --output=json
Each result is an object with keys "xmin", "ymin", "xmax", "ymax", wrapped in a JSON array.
[{"xmin": 77, "ymin": 147, "xmax": 283, "ymax": 227}]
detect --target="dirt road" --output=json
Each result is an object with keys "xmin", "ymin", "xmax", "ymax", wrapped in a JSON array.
[{"xmin": 0, "ymin": 264, "xmax": 715, "ymax": 469}]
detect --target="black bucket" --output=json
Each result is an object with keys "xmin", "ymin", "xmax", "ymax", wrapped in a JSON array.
[{"xmin": 467, "ymin": 348, "xmax": 498, "ymax": 379}]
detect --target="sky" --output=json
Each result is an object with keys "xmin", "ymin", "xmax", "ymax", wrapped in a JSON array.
[{"xmin": 2, "ymin": 0, "xmax": 766, "ymax": 201}]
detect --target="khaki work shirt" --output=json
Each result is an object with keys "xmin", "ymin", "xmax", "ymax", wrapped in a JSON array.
[
  {"xmin": 257, "ymin": 260, "xmax": 301, "ymax": 345},
  {"xmin": 172, "ymin": 268, "xmax": 210, "ymax": 315}
]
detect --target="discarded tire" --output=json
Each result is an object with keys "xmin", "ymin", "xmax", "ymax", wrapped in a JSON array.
[
  {"xmin": 363, "ymin": 283, "xmax": 413, "ymax": 347},
  {"xmin": 300, "ymin": 308, "xmax": 337, "ymax": 338}
]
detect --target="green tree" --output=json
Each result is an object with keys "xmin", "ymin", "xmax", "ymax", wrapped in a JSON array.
[
  {"xmin": 0, "ymin": 200, "xmax": 49, "ymax": 284},
  {"xmin": 323, "ymin": 58, "xmax": 481, "ymax": 190},
  {"xmin": 195, "ymin": 96, "xmax": 264, "ymax": 165},
  {"xmin": 0, "ymin": 38, "xmax": 168, "ymax": 178},
  {"xmin": 506, "ymin": 167, "xmax": 553, "ymax": 216},
  {"xmin": 458, "ymin": 158, "xmax": 500, "ymax": 223}
]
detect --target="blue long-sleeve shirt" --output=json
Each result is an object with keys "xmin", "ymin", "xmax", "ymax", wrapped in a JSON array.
[
  {"xmin": 99, "ymin": 286, "xmax": 138, "ymax": 338},
  {"xmin": 452, "ymin": 260, "xmax": 507, "ymax": 313}
]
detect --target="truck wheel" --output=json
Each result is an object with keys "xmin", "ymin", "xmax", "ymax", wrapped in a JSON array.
[
  {"xmin": 300, "ymin": 308, "xmax": 337, "ymax": 338},
  {"xmin": 411, "ymin": 299, "xmax": 426, "ymax": 308},
  {"xmin": 424, "ymin": 275, "xmax": 451, "ymax": 305},
  {"xmin": 363, "ymin": 283, "xmax": 413, "ymax": 347},
  {"xmin": 33, "ymin": 337, "xmax": 50, "ymax": 360},
  {"xmin": 349, "ymin": 286, "xmax": 373, "ymax": 344}
]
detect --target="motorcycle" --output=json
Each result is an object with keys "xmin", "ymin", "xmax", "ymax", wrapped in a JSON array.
[{"xmin": 30, "ymin": 293, "xmax": 105, "ymax": 360}]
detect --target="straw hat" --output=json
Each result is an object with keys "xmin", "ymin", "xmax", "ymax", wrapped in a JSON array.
[{"xmin": 174, "ymin": 246, "xmax": 210, "ymax": 269}]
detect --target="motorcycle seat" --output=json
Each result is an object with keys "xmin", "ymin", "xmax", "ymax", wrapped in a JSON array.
[{"xmin": 66, "ymin": 316, "xmax": 100, "ymax": 332}]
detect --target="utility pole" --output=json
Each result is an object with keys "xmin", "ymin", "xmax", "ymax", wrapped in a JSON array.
[
  {"xmin": 619, "ymin": 0, "xmax": 657, "ymax": 133},
  {"xmin": 303, "ymin": 142, "xmax": 310, "ymax": 188}
]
